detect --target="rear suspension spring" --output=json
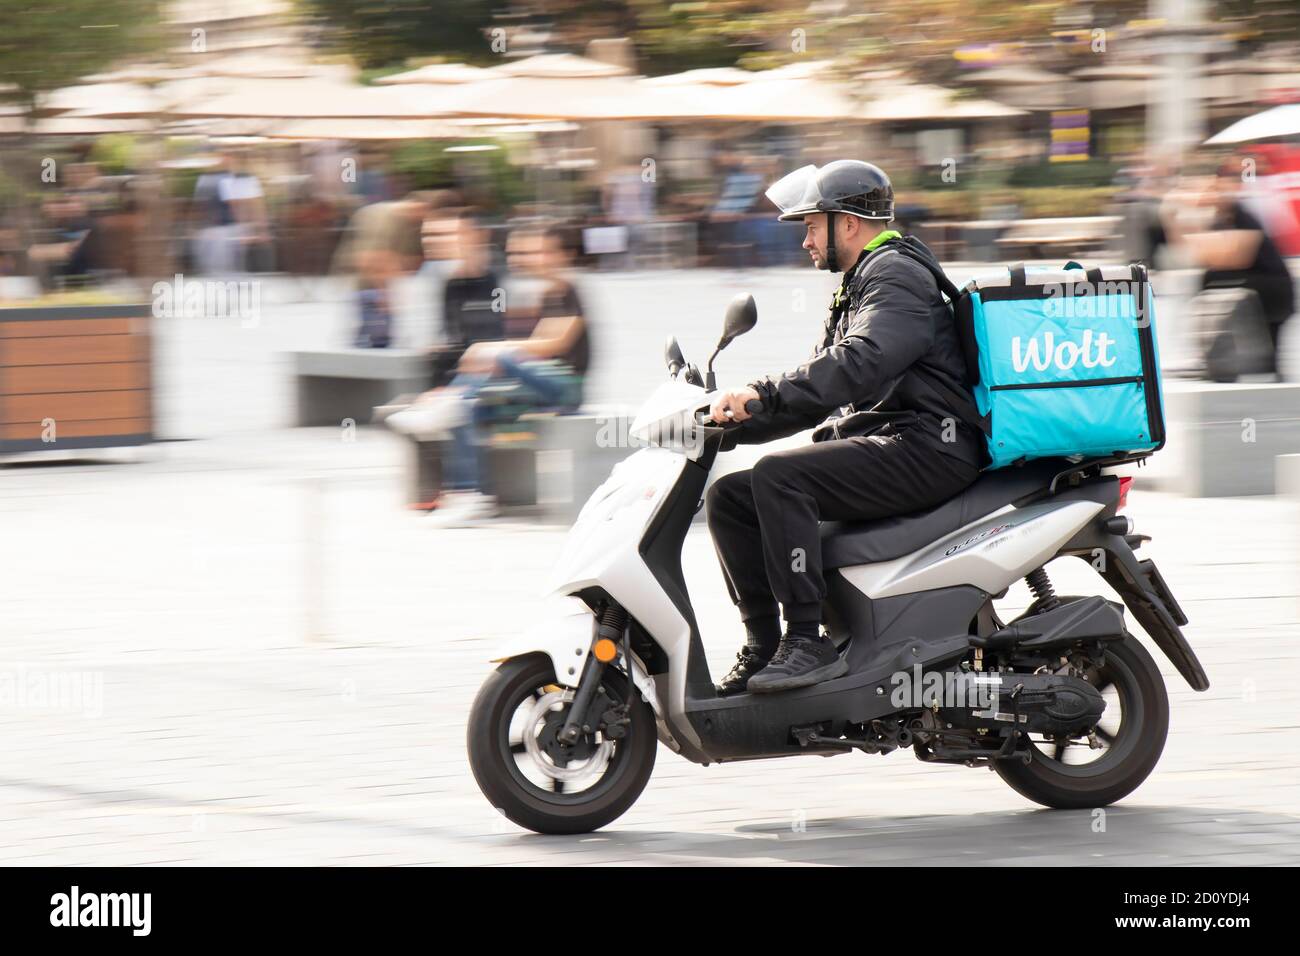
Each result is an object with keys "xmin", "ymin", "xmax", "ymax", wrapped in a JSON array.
[{"xmin": 1025, "ymin": 567, "xmax": 1060, "ymax": 613}]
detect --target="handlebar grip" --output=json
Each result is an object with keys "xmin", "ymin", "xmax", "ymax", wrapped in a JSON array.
[{"xmin": 696, "ymin": 398, "xmax": 764, "ymax": 426}]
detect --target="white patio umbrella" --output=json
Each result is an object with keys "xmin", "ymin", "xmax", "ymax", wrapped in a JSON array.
[
  {"xmin": 158, "ymin": 76, "xmax": 435, "ymax": 119},
  {"xmin": 172, "ymin": 53, "xmax": 356, "ymax": 81},
  {"xmin": 0, "ymin": 114, "xmax": 153, "ymax": 135},
  {"xmin": 83, "ymin": 64, "xmax": 190, "ymax": 84},
  {"xmin": 432, "ymin": 72, "xmax": 662, "ymax": 120},
  {"xmin": 642, "ymin": 67, "xmax": 753, "ymax": 87},
  {"xmin": 374, "ymin": 63, "xmax": 492, "ymax": 85},
  {"xmin": 438, "ymin": 59, "xmax": 860, "ymax": 122},
  {"xmin": 1206, "ymin": 104, "xmax": 1300, "ymax": 144},
  {"xmin": 38, "ymin": 76, "xmax": 229, "ymax": 119},
  {"xmin": 33, "ymin": 82, "xmax": 164, "ymax": 118},
  {"xmin": 637, "ymin": 61, "xmax": 862, "ymax": 121},
  {"xmin": 489, "ymin": 53, "xmax": 630, "ymax": 78},
  {"xmin": 261, "ymin": 116, "xmax": 569, "ymax": 141},
  {"xmin": 698, "ymin": 71, "xmax": 859, "ymax": 121},
  {"xmin": 857, "ymin": 80, "xmax": 1024, "ymax": 121}
]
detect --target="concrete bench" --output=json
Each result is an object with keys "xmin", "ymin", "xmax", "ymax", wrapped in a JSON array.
[
  {"xmin": 993, "ymin": 216, "xmax": 1121, "ymax": 261},
  {"xmin": 405, "ymin": 420, "xmax": 541, "ymax": 509},
  {"xmin": 291, "ymin": 348, "xmax": 430, "ymax": 427},
  {"xmin": 1153, "ymin": 382, "xmax": 1300, "ymax": 496},
  {"xmin": 403, "ymin": 409, "xmax": 638, "ymax": 520}
]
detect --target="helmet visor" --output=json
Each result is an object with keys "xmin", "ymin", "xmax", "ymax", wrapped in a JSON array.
[{"xmin": 764, "ymin": 164, "xmax": 821, "ymax": 221}]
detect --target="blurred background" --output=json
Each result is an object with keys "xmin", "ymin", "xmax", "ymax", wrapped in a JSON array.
[{"xmin": 1, "ymin": 1, "xmax": 1298, "ymax": 864}]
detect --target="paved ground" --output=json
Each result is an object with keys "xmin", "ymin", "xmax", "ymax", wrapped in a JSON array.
[{"xmin": 2, "ymin": 426, "xmax": 1298, "ymax": 865}]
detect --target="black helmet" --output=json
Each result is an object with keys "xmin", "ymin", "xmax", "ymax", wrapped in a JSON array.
[
  {"xmin": 765, "ymin": 160, "xmax": 895, "ymax": 272},
  {"xmin": 765, "ymin": 160, "xmax": 894, "ymax": 223}
]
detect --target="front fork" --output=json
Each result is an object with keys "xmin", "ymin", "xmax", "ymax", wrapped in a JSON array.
[{"xmin": 558, "ymin": 603, "xmax": 632, "ymax": 745}]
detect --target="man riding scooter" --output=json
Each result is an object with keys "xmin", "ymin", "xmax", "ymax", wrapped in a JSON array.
[{"xmin": 707, "ymin": 160, "xmax": 986, "ymax": 694}]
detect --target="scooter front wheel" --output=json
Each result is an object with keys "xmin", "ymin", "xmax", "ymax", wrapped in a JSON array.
[{"xmin": 467, "ymin": 653, "xmax": 657, "ymax": 834}]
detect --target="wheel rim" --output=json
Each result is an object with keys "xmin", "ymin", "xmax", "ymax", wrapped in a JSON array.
[
  {"xmin": 499, "ymin": 679, "xmax": 631, "ymax": 801},
  {"xmin": 1025, "ymin": 651, "xmax": 1142, "ymax": 776}
]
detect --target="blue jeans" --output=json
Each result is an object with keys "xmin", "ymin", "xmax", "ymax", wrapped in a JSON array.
[
  {"xmin": 353, "ymin": 287, "xmax": 391, "ymax": 348},
  {"xmin": 443, "ymin": 352, "xmax": 578, "ymax": 493}
]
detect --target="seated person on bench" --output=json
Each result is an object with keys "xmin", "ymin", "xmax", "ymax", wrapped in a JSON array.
[
  {"xmin": 421, "ymin": 204, "xmax": 506, "ymax": 386},
  {"xmin": 1161, "ymin": 159, "xmax": 1295, "ymax": 378},
  {"xmin": 396, "ymin": 222, "xmax": 590, "ymax": 526}
]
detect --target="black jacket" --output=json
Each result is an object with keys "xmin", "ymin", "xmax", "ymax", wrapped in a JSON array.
[{"xmin": 740, "ymin": 235, "xmax": 984, "ymax": 459}]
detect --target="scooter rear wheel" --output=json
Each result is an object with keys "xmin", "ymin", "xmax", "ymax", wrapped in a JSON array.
[
  {"xmin": 994, "ymin": 634, "xmax": 1169, "ymax": 809},
  {"xmin": 467, "ymin": 653, "xmax": 657, "ymax": 835}
]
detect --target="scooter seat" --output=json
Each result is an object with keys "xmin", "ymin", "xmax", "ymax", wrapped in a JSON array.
[{"xmin": 820, "ymin": 457, "xmax": 1076, "ymax": 569}]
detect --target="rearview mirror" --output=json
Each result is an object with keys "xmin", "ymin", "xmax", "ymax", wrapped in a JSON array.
[
  {"xmin": 719, "ymin": 293, "xmax": 757, "ymax": 348},
  {"xmin": 706, "ymin": 294, "xmax": 758, "ymax": 391},
  {"xmin": 664, "ymin": 335, "xmax": 685, "ymax": 377}
]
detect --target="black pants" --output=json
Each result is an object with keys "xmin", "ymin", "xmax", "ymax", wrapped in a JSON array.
[{"xmin": 705, "ymin": 424, "xmax": 981, "ymax": 626}]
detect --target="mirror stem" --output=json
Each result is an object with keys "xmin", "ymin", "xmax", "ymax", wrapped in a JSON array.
[{"xmin": 705, "ymin": 342, "xmax": 725, "ymax": 391}]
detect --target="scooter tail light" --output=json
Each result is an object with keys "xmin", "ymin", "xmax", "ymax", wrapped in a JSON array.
[{"xmin": 1117, "ymin": 476, "xmax": 1133, "ymax": 512}]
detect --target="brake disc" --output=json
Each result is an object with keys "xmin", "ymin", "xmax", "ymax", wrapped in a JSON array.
[{"xmin": 523, "ymin": 690, "xmax": 614, "ymax": 784}]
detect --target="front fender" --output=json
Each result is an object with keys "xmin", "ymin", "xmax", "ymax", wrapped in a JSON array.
[{"xmin": 489, "ymin": 597, "xmax": 662, "ymax": 715}]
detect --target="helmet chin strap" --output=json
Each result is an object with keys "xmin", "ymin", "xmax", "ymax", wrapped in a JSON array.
[{"xmin": 825, "ymin": 211, "xmax": 839, "ymax": 272}]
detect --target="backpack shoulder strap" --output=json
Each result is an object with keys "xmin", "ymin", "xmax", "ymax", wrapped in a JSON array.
[
  {"xmin": 888, "ymin": 241, "xmax": 963, "ymax": 304},
  {"xmin": 888, "ymin": 241, "xmax": 983, "ymax": 393}
]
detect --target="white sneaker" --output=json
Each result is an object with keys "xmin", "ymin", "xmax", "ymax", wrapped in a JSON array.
[
  {"xmin": 426, "ymin": 491, "xmax": 498, "ymax": 528},
  {"xmin": 385, "ymin": 393, "xmax": 469, "ymax": 439}
]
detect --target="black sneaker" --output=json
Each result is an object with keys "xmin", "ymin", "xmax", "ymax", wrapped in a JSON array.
[
  {"xmin": 715, "ymin": 646, "xmax": 770, "ymax": 696},
  {"xmin": 747, "ymin": 634, "xmax": 847, "ymax": 693}
]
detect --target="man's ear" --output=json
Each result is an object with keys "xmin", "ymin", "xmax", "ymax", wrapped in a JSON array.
[{"xmin": 837, "ymin": 213, "xmax": 858, "ymax": 245}]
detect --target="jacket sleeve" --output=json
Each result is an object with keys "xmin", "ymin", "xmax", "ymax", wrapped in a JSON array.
[
  {"xmin": 753, "ymin": 259, "xmax": 937, "ymax": 420},
  {"xmin": 732, "ymin": 404, "xmax": 822, "ymax": 445}
]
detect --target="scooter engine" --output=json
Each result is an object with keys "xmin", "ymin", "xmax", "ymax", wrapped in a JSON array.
[{"xmin": 938, "ymin": 672, "xmax": 1106, "ymax": 738}]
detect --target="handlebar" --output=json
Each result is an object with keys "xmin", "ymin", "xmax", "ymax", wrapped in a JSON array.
[{"xmin": 694, "ymin": 398, "xmax": 764, "ymax": 427}]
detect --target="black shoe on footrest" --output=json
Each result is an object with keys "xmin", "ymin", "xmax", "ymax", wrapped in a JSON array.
[
  {"xmin": 715, "ymin": 646, "xmax": 770, "ymax": 696},
  {"xmin": 747, "ymin": 635, "xmax": 847, "ymax": 693}
]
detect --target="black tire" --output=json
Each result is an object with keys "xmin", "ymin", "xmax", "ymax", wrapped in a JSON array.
[
  {"xmin": 994, "ymin": 635, "xmax": 1168, "ymax": 809},
  {"xmin": 467, "ymin": 653, "xmax": 657, "ymax": 835}
]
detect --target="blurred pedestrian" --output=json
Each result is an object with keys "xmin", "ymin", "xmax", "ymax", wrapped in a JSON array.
[
  {"xmin": 27, "ymin": 193, "xmax": 91, "ymax": 288},
  {"xmin": 1162, "ymin": 159, "xmax": 1295, "ymax": 378},
  {"xmin": 191, "ymin": 150, "xmax": 269, "ymax": 275},
  {"xmin": 333, "ymin": 191, "xmax": 434, "ymax": 348}
]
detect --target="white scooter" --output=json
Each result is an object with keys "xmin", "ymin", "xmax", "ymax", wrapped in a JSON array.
[{"xmin": 467, "ymin": 294, "xmax": 1208, "ymax": 835}]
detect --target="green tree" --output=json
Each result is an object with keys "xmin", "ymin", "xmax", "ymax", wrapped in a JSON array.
[
  {"xmin": 302, "ymin": 0, "xmax": 497, "ymax": 70},
  {"xmin": 0, "ymin": 1, "xmax": 164, "ymax": 108},
  {"xmin": 0, "ymin": 1, "xmax": 163, "ymax": 279}
]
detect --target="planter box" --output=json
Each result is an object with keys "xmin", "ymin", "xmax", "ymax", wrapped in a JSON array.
[{"xmin": 0, "ymin": 304, "xmax": 153, "ymax": 454}]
